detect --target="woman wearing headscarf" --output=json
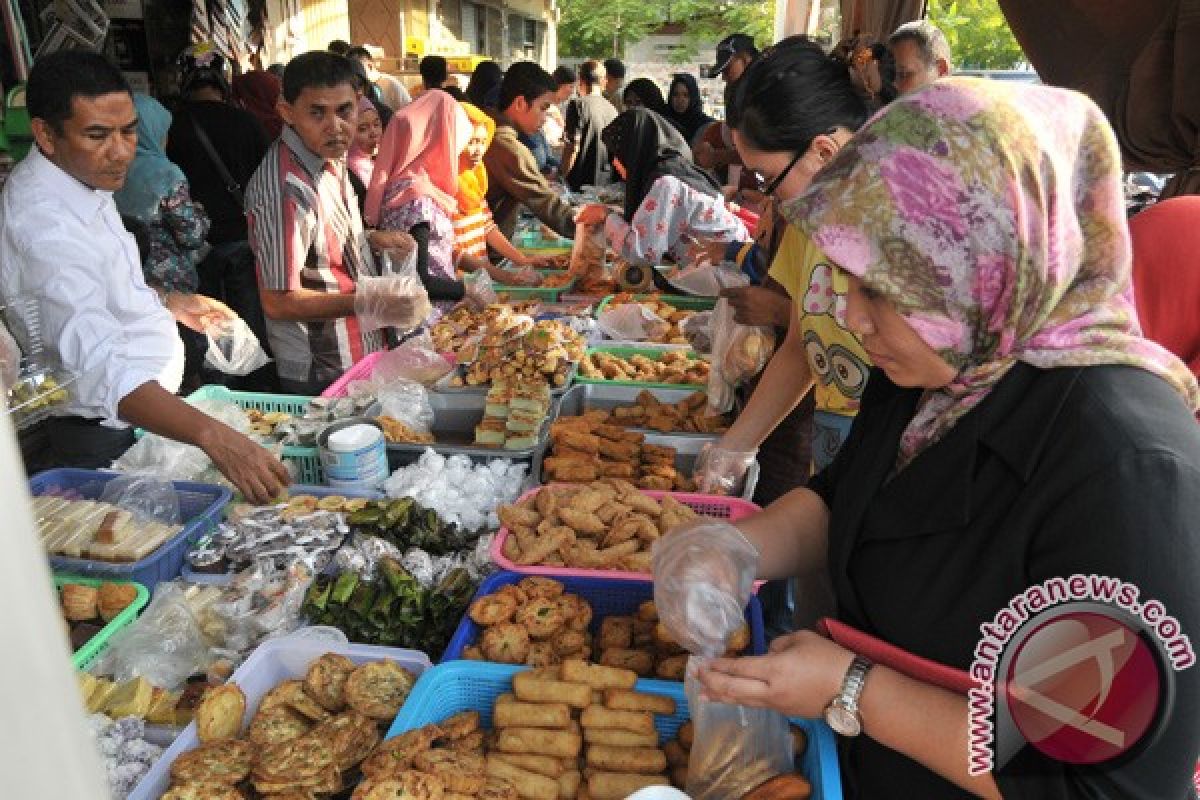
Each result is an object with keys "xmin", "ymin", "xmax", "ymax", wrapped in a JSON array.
[
  {"xmin": 575, "ymin": 109, "xmax": 748, "ymax": 265},
  {"xmin": 655, "ymin": 78, "xmax": 1200, "ymax": 799},
  {"xmin": 465, "ymin": 60, "xmax": 503, "ymax": 110},
  {"xmin": 621, "ymin": 78, "xmax": 668, "ymax": 116},
  {"xmin": 663, "ymin": 73, "xmax": 713, "ymax": 146},
  {"xmin": 347, "ymin": 95, "xmax": 382, "ymax": 196},
  {"xmin": 231, "ymin": 70, "xmax": 284, "ymax": 141}
]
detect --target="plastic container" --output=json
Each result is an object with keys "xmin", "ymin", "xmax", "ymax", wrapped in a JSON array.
[
  {"xmin": 128, "ymin": 637, "xmax": 433, "ymax": 800},
  {"xmin": 53, "ymin": 574, "xmax": 150, "ymax": 670},
  {"xmin": 319, "ymin": 417, "xmax": 389, "ymax": 491},
  {"xmin": 442, "ymin": 571, "xmax": 767, "ymax": 662},
  {"xmin": 580, "ymin": 346, "xmax": 709, "ymax": 391},
  {"xmin": 187, "ymin": 385, "xmax": 323, "ymax": 484},
  {"xmin": 490, "ymin": 487, "xmax": 760, "ymax": 581},
  {"xmin": 385, "ymin": 661, "xmax": 843, "ymax": 800},
  {"xmin": 34, "ymin": 468, "xmax": 231, "ymax": 589},
  {"xmin": 384, "ymin": 390, "xmax": 550, "ymax": 466},
  {"xmin": 555, "ymin": 383, "xmax": 721, "ymax": 438}
]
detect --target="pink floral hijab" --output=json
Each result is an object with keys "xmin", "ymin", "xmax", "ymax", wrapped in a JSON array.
[{"xmin": 785, "ymin": 77, "xmax": 1200, "ymax": 469}]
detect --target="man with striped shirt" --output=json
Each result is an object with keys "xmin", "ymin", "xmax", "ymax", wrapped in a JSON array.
[{"xmin": 247, "ymin": 52, "xmax": 421, "ymax": 394}]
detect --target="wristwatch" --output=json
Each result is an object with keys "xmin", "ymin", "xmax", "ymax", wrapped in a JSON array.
[{"xmin": 824, "ymin": 655, "xmax": 873, "ymax": 737}]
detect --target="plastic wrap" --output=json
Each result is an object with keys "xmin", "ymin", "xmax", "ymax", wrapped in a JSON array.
[
  {"xmin": 708, "ymin": 268, "xmax": 775, "ymax": 413},
  {"xmin": 679, "ymin": 310, "xmax": 714, "ymax": 354},
  {"xmin": 568, "ymin": 221, "xmax": 608, "ymax": 286},
  {"xmin": 666, "ymin": 262, "xmax": 726, "ymax": 297},
  {"xmin": 97, "ymin": 473, "xmax": 182, "ymax": 525},
  {"xmin": 203, "ymin": 317, "xmax": 271, "ymax": 375},
  {"xmin": 368, "ymin": 335, "xmax": 455, "ymax": 386},
  {"xmin": 356, "ymin": 247, "xmax": 432, "ymax": 332},
  {"xmin": 464, "ymin": 269, "xmax": 498, "ymax": 309},
  {"xmin": 377, "ymin": 380, "xmax": 435, "ymax": 433},
  {"xmin": 693, "ymin": 442, "xmax": 759, "ymax": 497},
  {"xmin": 91, "ymin": 583, "xmax": 210, "ymax": 690},
  {"xmin": 597, "ymin": 302, "xmax": 670, "ymax": 342}
]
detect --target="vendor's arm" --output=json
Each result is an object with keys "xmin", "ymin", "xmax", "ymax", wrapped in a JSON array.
[
  {"xmin": 409, "ymin": 222, "xmax": 465, "ymax": 302},
  {"xmin": 486, "ymin": 131, "xmax": 575, "ymax": 237},
  {"xmin": 260, "ymin": 287, "xmax": 357, "ymax": 321},
  {"xmin": 604, "ymin": 177, "xmax": 748, "ymax": 263}
]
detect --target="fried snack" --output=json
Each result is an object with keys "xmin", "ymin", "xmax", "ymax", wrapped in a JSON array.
[
  {"xmin": 791, "ymin": 723, "xmax": 809, "ymax": 757},
  {"xmin": 527, "ymin": 642, "xmax": 561, "ymax": 667},
  {"xmin": 512, "ymin": 671, "xmax": 592, "ymax": 708},
  {"xmin": 654, "ymin": 655, "xmax": 688, "ymax": 681},
  {"xmin": 495, "ymin": 727, "xmax": 583, "ymax": 759},
  {"xmin": 555, "ymin": 430, "xmax": 600, "ymax": 454},
  {"xmin": 449, "ymin": 730, "xmax": 485, "ymax": 753},
  {"xmin": 97, "ymin": 582, "xmax": 138, "ymax": 622},
  {"xmin": 619, "ymin": 552, "xmax": 654, "ymax": 573},
  {"xmin": 493, "ymin": 699, "xmax": 571, "ymax": 729},
  {"xmin": 345, "ymin": 660, "xmax": 418, "ymax": 720},
  {"xmin": 61, "ymin": 583, "xmax": 98, "ymax": 621},
  {"xmin": 499, "ymin": 505, "xmax": 541, "ymax": 529},
  {"xmin": 663, "ymin": 739, "xmax": 688, "ymax": 767},
  {"xmin": 470, "ymin": 593, "xmax": 519, "ymax": 626},
  {"xmin": 169, "ymin": 739, "xmax": 256, "ymax": 785},
  {"xmin": 479, "ymin": 775, "xmax": 521, "ymax": 800},
  {"xmin": 485, "ymin": 756, "xmax": 560, "ymax": 800},
  {"xmin": 517, "ymin": 576, "xmax": 566, "ymax": 600},
  {"xmin": 677, "ymin": 721, "xmax": 694, "ymax": 749},
  {"xmin": 559, "ymin": 660, "xmax": 638, "ymax": 690},
  {"xmin": 248, "ymin": 705, "xmax": 311, "ymax": 745},
  {"xmin": 196, "ymin": 684, "xmax": 246, "ymax": 743},
  {"xmin": 438, "ymin": 710, "xmax": 481, "ymax": 739},
  {"xmin": 304, "ymin": 652, "xmax": 356, "ymax": 712},
  {"xmin": 415, "ymin": 749, "xmax": 487, "ymax": 794},
  {"xmin": 489, "ymin": 752, "xmax": 564, "ymax": 778},
  {"xmin": 597, "ymin": 618, "xmax": 634, "ymax": 650},
  {"xmin": 160, "ymin": 784, "xmax": 246, "ymax": 800},
  {"xmin": 586, "ymin": 772, "xmax": 669, "ymax": 800},
  {"xmin": 602, "ymin": 690, "xmax": 676, "ymax": 716},
  {"xmin": 583, "ymin": 728, "xmax": 659, "ymax": 748},
  {"xmin": 252, "ymin": 736, "xmax": 338, "ymax": 793},
  {"xmin": 314, "ymin": 710, "xmax": 380, "ymax": 770},
  {"xmin": 360, "ymin": 726, "xmax": 439, "ymax": 778},
  {"xmin": 514, "ymin": 527, "xmax": 575, "ymax": 566},
  {"xmin": 354, "ymin": 770, "xmax": 446, "ymax": 800},
  {"xmin": 586, "ymin": 745, "xmax": 668, "ymax": 774},
  {"xmin": 269, "ymin": 679, "xmax": 332, "ymax": 722},
  {"xmin": 482, "ymin": 623, "xmax": 532, "ymax": 664},
  {"xmin": 560, "ymin": 595, "xmax": 594, "ymax": 631},
  {"xmin": 599, "ymin": 648, "xmax": 654, "ymax": 677},
  {"xmin": 726, "ymin": 623, "xmax": 751, "ymax": 653},
  {"xmin": 557, "ymin": 508, "xmax": 606, "ymax": 535},
  {"xmin": 559, "ymin": 769, "xmax": 583, "ymax": 800},
  {"xmin": 580, "ymin": 706, "xmax": 655, "ymax": 735},
  {"xmin": 516, "ymin": 598, "xmax": 566, "ymax": 639},
  {"xmin": 553, "ymin": 629, "xmax": 589, "ymax": 656}
]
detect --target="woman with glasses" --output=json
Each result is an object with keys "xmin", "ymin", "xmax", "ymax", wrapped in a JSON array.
[{"xmin": 574, "ymin": 108, "xmax": 749, "ymax": 267}]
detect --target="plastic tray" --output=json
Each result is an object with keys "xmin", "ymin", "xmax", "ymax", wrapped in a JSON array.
[
  {"xmin": 490, "ymin": 487, "xmax": 760, "ymax": 581},
  {"xmin": 443, "ymin": 571, "xmax": 766, "ymax": 662},
  {"xmin": 128, "ymin": 636, "xmax": 433, "ymax": 800},
  {"xmin": 54, "ymin": 574, "xmax": 149, "ymax": 670},
  {"xmin": 579, "ymin": 346, "xmax": 709, "ymax": 391},
  {"xmin": 386, "ymin": 390, "xmax": 549, "ymax": 462},
  {"xmin": 385, "ymin": 661, "xmax": 843, "ymax": 800},
  {"xmin": 187, "ymin": 385, "xmax": 323, "ymax": 484},
  {"xmin": 595, "ymin": 294, "xmax": 717, "ymax": 316},
  {"xmin": 554, "ymin": 383, "xmax": 721, "ymax": 438},
  {"xmin": 33, "ymin": 468, "xmax": 232, "ymax": 590}
]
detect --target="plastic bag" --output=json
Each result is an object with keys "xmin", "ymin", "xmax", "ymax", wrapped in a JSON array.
[
  {"xmin": 356, "ymin": 247, "xmax": 432, "ymax": 332},
  {"xmin": 597, "ymin": 302, "xmax": 670, "ymax": 342},
  {"xmin": 680, "ymin": 310, "xmax": 713, "ymax": 354},
  {"xmin": 463, "ymin": 268, "xmax": 498, "ymax": 309},
  {"xmin": 91, "ymin": 582, "xmax": 211, "ymax": 690},
  {"xmin": 708, "ymin": 268, "xmax": 775, "ymax": 413},
  {"xmin": 694, "ymin": 443, "xmax": 758, "ymax": 497},
  {"xmin": 666, "ymin": 262, "xmax": 725, "ymax": 297},
  {"xmin": 99, "ymin": 472, "xmax": 182, "ymax": 525},
  {"xmin": 369, "ymin": 336, "xmax": 454, "ymax": 386},
  {"xmin": 569, "ymin": 221, "xmax": 607, "ymax": 283},
  {"xmin": 377, "ymin": 380, "xmax": 434, "ymax": 434},
  {"xmin": 204, "ymin": 317, "xmax": 270, "ymax": 376}
]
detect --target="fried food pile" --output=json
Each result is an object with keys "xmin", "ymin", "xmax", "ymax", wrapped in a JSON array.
[
  {"xmin": 543, "ymin": 417, "xmax": 696, "ymax": 491},
  {"xmin": 377, "ymin": 415, "xmax": 435, "ymax": 445},
  {"xmin": 603, "ymin": 294, "xmax": 698, "ymax": 344},
  {"xmin": 451, "ymin": 319, "xmax": 586, "ymax": 390},
  {"xmin": 580, "ymin": 350, "xmax": 710, "ymax": 386}
]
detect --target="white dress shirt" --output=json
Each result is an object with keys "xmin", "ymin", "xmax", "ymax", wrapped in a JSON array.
[{"xmin": 0, "ymin": 148, "xmax": 184, "ymax": 428}]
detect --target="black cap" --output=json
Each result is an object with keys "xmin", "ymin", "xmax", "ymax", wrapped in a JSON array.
[{"xmin": 708, "ymin": 33, "xmax": 758, "ymax": 79}]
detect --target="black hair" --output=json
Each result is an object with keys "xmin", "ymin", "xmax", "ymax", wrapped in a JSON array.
[
  {"xmin": 552, "ymin": 66, "xmax": 575, "ymax": 87},
  {"xmin": 603, "ymin": 58, "xmax": 625, "ymax": 80},
  {"xmin": 27, "ymin": 50, "xmax": 130, "ymax": 133},
  {"xmin": 282, "ymin": 51, "xmax": 357, "ymax": 103},
  {"xmin": 420, "ymin": 55, "xmax": 449, "ymax": 88},
  {"xmin": 730, "ymin": 35, "xmax": 868, "ymax": 153},
  {"xmin": 439, "ymin": 85, "xmax": 466, "ymax": 102},
  {"xmin": 346, "ymin": 46, "xmax": 372, "ymax": 61},
  {"xmin": 267, "ymin": 63, "xmax": 286, "ymax": 78},
  {"xmin": 465, "ymin": 60, "xmax": 504, "ymax": 107},
  {"xmin": 622, "ymin": 78, "xmax": 666, "ymax": 115},
  {"xmin": 499, "ymin": 61, "xmax": 556, "ymax": 111},
  {"xmin": 578, "ymin": 60, "xmax": 603, "ymax": 88},
  {"xmin": 327, "ymin": 39, "xmax": 351, "ymax": 55}
]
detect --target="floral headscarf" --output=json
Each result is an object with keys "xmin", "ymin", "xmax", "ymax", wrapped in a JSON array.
[
  {"xmin": 785, "ymin": 77, "xmax": 1200, "ymax": 469},
  {"xmin": 455, "ymin": 102, "xmax": 495, "ymax": 215},
  {"xmin": 114, "ymin": 94, "xmax": 186, "ymax": 222}
]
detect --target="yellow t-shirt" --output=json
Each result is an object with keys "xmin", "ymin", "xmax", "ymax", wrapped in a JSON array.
[{"xmin": 769, "ymin": 225, "xmax": 873, "ymax": 418}]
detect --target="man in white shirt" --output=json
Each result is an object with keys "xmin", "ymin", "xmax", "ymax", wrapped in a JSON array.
[
  {"xmin": 0, "ymin": 50, "xmax": 288, "ymax": 502},
  {"xmin": 347, "ymin": 46, "xmax": 412, "ymax": 110}
]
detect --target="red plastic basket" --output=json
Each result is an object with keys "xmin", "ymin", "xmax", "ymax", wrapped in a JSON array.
[
  {"xmin": 320, "ymin": 350, "xmax": 457, "ymax": 398},
  {"xmin": 489, "ymin": 487, "xmax": 760, "ymax": 581}
]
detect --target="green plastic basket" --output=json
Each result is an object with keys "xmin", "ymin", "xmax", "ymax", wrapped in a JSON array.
[
  {"xmin": 186, "ymin": 385, "xmax": 323, "ymax": 484},
  {"xmin": 494, "ymin": 269, "xmax": 577, "ymax": 302},
  {"xmin": 513, "ymin": 230, "xmax": 573, "ymax": 253},
  {"xmin": 579, "ymin": 346, "xmax": 709, "ymax": 390},
  {"xmin": 54, "ymin": 574, "xmax": 150, "ymax": 671},
  {"xmin": 594, "ymin": 293, "xmax": 717, "ymax": 317}
]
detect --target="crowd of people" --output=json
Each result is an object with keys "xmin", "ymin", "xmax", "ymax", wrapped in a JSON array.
[{"xmin": 2, "ymin": 19, "xmax": 1199, "ymax": 798}]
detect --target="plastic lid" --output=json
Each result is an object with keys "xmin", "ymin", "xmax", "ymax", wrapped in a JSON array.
[{"xmin": 283, "ymin": 625, "xmax": 350, "ymax": 645}]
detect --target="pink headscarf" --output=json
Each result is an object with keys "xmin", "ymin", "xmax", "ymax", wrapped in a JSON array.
[
  {"xmin": 347, "ymin": 96, "xmax": 378, "ymax": 187},
  {"xmin": 364, "ymin": 90, "xmax": 472, "ymax": 226}
]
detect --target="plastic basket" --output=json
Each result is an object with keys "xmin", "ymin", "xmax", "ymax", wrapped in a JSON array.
[
  {"xmin": 53, "ymin": 573, "xmax": 149, "ymax": 670},
  {"xmin": 386, "ymin": 661, "xmax": 843, "ymax": 800},
  {"xmin": 442, "ymin": 571, "xmax": 766, "ymax": 663},
  {"xmin": 490, "ymin": 487, "xmax": 760, "ymax": 581},
  {"xmin": 594, "ymin": 294, "xmax": 717, "ymax": 316},
  {"xmin": 129, "ymin": 637, "xmax": 432, "ymax": 800},
  {"xmin": 579, "ymin": 347, "xmax": 708, "ymax": 391},
  {"xmin": 187, "ymin": 385, "xmax": 323, "ymax": 484},
  {"xmin": 33, "ymin": 468, "xmax": 232, "ymax": 589}
]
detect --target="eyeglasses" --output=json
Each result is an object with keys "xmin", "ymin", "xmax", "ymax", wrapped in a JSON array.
[{"xmin": 760, "ymin": 150, "xmax": 805, "ymax": 196}]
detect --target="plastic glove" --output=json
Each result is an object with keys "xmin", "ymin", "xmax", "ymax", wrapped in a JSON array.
[
  {"xmin": 464, "ymin": 269, "xmax": 498, "ymax": 310},
  {"xmin": 694, "ymin": 442, "xmax": 758, "ymax": 496},
  {"xmin": 354, "ymin": 274, "xmax": 432, "ymax": 332},
  {"xmin": 507, "ymin": 266, "xmax": 541, "ymax": 287},
  {"xmin": 653, "ymin": 519, "xmax": 759, "ymax": 658}
]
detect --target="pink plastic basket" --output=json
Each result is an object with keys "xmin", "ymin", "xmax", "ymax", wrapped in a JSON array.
[
  {"xmin": 489, "ymin": 487, "xmax": 761, "ymax": 581},
  {"xmin": 320, "ymin": 350, "xmax": 457, "ymax": 398}
]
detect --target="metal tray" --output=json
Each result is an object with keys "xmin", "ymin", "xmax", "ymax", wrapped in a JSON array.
[
  {"xmin": 386, "ymin": 391, "xmax": 553, "ymax": 465},
  {"xmin": 553, "ymin": 383, "xmax": 723, "ymax": 438}
]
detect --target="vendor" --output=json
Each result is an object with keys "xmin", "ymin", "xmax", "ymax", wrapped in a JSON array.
[
  {"xmin": 0, "ymin": 51, "xmax": 288, "ymax": 502},
  {"xmin": 659, "ymin": 79, "xmax": 1200, "ymax": 797},
  {"xmin": 575, "ymin": 108, "xmax": 748, "ymax": 266}
]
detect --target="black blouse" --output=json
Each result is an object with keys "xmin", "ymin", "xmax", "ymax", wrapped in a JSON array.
[{"xmin": 809, "ymin": 363, "xmax": 1200, "ymax": 799}]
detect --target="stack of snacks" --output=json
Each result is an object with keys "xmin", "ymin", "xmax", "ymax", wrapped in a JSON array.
[
  {"xmin": 601, "ymin": 294, "xmax": 698, "ymax": 344},
  {"xmin": 544, "ymin": 417, "xmax": 696, "ymax": 490},
  {"xmin": 431, "ymin": 304, "xmax": 540, "ymax": 357},
  {"xmin": 78, "ymin": 674, "xmax": 188, "ymax": 724},
  {"xmin": 61, "ymin": 580, "xmax": 140, "ymax": 650},
  {"xmin": 580, "ymin": 350, "xmax": 710, "ymax": 386},
  {"xmin": 377, "ymin": 416, "xmax": 435, "ymax": 444},
  {"xmin": 663, "ymin": 719, "xmax": 811, "ymax": 794},
  {"xmin": 496, "ymin": 481, "xmax": 701, "ymax": 572},
  {"xmin": 34, "ymin": 496, "xmax": 182, "ymax": 562},
  {"xmin": 452, "ymin": 319, "xmax": 585, "ymax": 390},
  {"xmin": 564, "ymin": 389, "xmax": 729, "ymax": 434},
  {"xmin": 476, "ymin": 383, "xmax": 553, "ymax": 450}
]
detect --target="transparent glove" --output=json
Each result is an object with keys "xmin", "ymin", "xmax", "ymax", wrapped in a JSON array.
[
  {"xmin": 653, "ymin": 519, "xmax": 759, "ymax": 658},
  {"xmin": 354, "ymin": 274, "xmax": 431, "ymax": 332},
  {"xmin": 507, "ymin": 266, "xmax": 541, "ymax": 287},
  {"xmin": 694, "ymin": 442, "xmax": 758, "ymax": 496}
]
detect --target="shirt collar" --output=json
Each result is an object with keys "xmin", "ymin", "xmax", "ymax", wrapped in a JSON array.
[
  {"xmin": 28, "ymin": 147, "xmax": 111, "ymax": 224},
  {"xmin": 281, "ymin": 125, "xmax": 333, "ymax": 179}
]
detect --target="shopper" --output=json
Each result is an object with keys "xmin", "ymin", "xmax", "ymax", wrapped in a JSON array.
[
  {"xmin": 231, "ymin": 69, "xmax": 284, "ymax": 140},
  {"xmin": 246, "ymin": 51, "xmax": 424, "ymax": 395},
  {"xmin": 419, "ymin": 55, "xmax": 449, "ymax": 92},
  {"xmin": 347, "ymin": 45, "xmax": 412, "ymax": 110},
  {"xmin": 347, "ymin": 94, "xmax": 382, "ymax": 189},
  {"xmin": 484, "ymin": 62, "xmax": 577, "ymax": 239},
  {"xmin": 465, "ymin": 60, "xmax": 504, "ymax": 110},
  {"xmin": 561, "ymin": 60, "xmax": 618, "ymax": 191},
  {"xmin": 621, "ymin": 78, "xmax": 667, "ymax": 116},
  {"xmin": 1130, "ymin": 196, "xmax": 1200, "ymax": 385},
  {"xmin": 696, "ymin": 33, "xmax": 759, "ymax": 191},
  {"xmin": 888, "ymin": 20, "xmax": 952, "ymax": 95},
  {"xmin": 665, "ymin": 78, "xmax": 1200, "ymax": 799},
  {"xmin": 662, "ymin": 72, "xmax": 712, "ymax": 147},
  {"xmin": 602, "ymin": 57, "xmax": 626, "ymax": 112},
  {"xmin": 0, "ymin": 50, "xmax": 287, "ymax": 501}
]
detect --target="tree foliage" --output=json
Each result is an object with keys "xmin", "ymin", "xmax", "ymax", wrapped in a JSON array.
[
  {"xmin": 558, "ymin": 0, "xmax": 773, "ymax": 60},
  {"xmin": 926, "ymin": 0, "xmax": 1027, "ymax": 70}
]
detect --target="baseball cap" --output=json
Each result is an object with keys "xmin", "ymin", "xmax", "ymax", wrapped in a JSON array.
[{"xmin": 708, "ymin": 33, "xmax": 758, "ymax": 79}]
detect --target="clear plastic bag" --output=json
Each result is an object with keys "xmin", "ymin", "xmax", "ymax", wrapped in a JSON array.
[
  {"xmin": 463, "ymin": 269, "xmax": 498, "ymax": 309},
  {"xmin": 708, "ymin": 268, "xmax": 775, "ymax": 413},
  {"xmin": 694, "ymin": 443, "xmax": 758, "ymax": 497},
  {"xmin": 369, "ymin": 335, "xmax": 454, "ymax": 385},
  {"xmin": 666, "ymin": 262, "xmax": 726, "ymax": 297},
  {"xmin": 91, "ymin": 582, "xmax": 211, "ymax": 690},
  {"xmin": 204, "ymin": 317, "xmax": 271, "ymax": 376},
  {"xmin": 356, "ymin": 247, "xmax": 433, "ymax": 332},
  {"xmin": 377, "ymin": 380, "xmax": 434, "ymax": 434},
  {"xmin": 597, "ymin": 302, "xmax": 670, "ymax": 342},
  {"xmin": 99, "ymin": 472, "xmax": 182, "ymax": 524},
  {"xmin": 680, "ymin": 310, "xmax": 713, "ymax": 354},
  {"xmin": 569, "ymin": 221, "xmax": 607, "ymax": 282}
]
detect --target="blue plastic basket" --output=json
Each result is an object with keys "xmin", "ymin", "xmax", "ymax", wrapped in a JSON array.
[
  {"xmin": 443, "ymin": 571, "xmax": 766, "ymax": 663},
  {"xmin": 32, "ymin": 468, "xmax": 232, "ymax": 589},
  {"xmin": 387, "ymin": 661, "xmax": 843, "ymax": 800}
]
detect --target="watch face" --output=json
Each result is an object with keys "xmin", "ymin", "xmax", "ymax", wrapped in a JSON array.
[{"xmin": 825, "ymin": 704, "xmax": 862, "ymax": 737}]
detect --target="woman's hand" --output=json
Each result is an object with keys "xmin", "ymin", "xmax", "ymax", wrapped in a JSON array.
[
  {"xmin": 698, "ymin": 630, "xmax": 855, "ymax": 718},
  {"xmin": 367, "ymin": 229, "xmax": 417, "ymax": 256},
  {"xmin": 166, "ymin": 292, "xmax": 236, "ymax": 332},
  {"xmin": 720, "ymin": 286, "xmax": 792, "ymax": 328},
  {"xmin": 575, "ymin": 203, "xmax": 610, "ymax": 226},
  {"xmin": 196, "ymin": 423, "xmax": 290, "ymax": 504}
]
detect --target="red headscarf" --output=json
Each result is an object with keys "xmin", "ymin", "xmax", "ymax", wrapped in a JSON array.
[
  {"xmin": 1130, "ymin": 196, "xmax": 1200, "ymax": 382},
  {"xmin": 232, "ymin": 70, "xmax": 284, "ymax": 140}
]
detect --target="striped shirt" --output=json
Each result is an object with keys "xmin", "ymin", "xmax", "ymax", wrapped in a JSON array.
[
  {"xmin": 453, "ymin": 202, "xmax": 495, "ymax": 260},
  {"xmin": 246, "ymin": 126, "xmax": 383, "ymax": 386}
]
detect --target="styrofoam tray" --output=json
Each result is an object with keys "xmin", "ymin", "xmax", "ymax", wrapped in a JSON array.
[{"xmin": 128, "ymin": 637, "xmax": 432, "ymax": 800}]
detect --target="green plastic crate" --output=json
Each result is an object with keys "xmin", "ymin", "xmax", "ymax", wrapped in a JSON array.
[
  {"xmin": 186, "ymin": 385, "xmax": 323, "ymax": 484},
  {"xmin": 579, "ymin": 346, "xmax": 709, "ymax": 390},
  {"xmin": 594, "ymin": 293, "xmax": 716, "ymax": 317},
  {"xmin": 54, "ymin": 574, "xmax": 150, "ymax": 671},
  {"xmin": 513, "ymin": 230, "xmax": 573, "ymax": 252}
]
